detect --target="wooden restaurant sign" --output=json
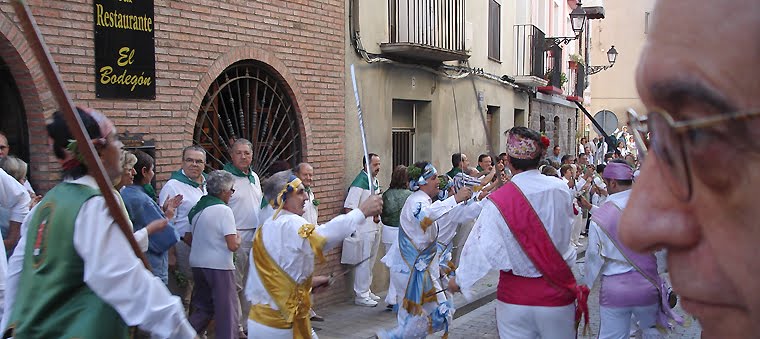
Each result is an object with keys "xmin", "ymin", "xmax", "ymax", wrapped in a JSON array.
[{"xmin": 94, "ymin": 0, "xmax": 155, "ymax": 99}]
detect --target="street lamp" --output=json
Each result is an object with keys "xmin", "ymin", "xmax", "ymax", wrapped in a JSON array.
[
  {"xmin": 570, "ymin": 3, "xmax": 587, "ymax": 36},
  {"xmin": 606, "ymin": 45, "xmax": 618, "ymax": 64},
  {"xmin": 546, "ymin": 2, "xmax": 588, "ymax": 48},
  {"xmin": 588, "ymin": 46, "xmax": 619, "ymax": 75}
]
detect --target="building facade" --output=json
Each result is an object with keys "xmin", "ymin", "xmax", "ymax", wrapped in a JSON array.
[
  {"xmin": 585, "ymin": 0, "xmax": 653, "ymax": 140},
  {"xmin": 344, "ymin": 0, "xmax": 599, "ymax": 292},
  {"xmin": 0, "ymin": 0, "xmax": 351, "ymax": 304}
]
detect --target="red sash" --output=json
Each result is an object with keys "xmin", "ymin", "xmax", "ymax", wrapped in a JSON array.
[{"xmin": 489, "ymin": 182, "xmax": 590, "ymax": 329}]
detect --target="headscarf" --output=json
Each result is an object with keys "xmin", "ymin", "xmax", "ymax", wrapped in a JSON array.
[
  {"xmin": 602, "ymin": 162, "xmax": 634, "ymax": 181},
  {"xmin": 506, "ymin": 132, "xmax": 541, "ymax": 159},
  {"xmin": 271, "ymin": 174, "xmax": 302, "ymax": 219},
  {"xmin": 408, "ymin": 163, "xmax": 437, "ymax": 192}
]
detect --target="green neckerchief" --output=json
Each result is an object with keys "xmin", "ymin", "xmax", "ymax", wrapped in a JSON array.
[
  {"xmin": 260, "ymin": 197, "xmax": 269, "ymax": 209},
  {"xmin": 446, "ymin": 167, "xmax": 462, "ymax": 178},
  {"xmin": 187, "ymin": 195, "xmax": 226, "ymax": 224},
  {"xmin": 223, "ymin": 163, "xmax": 256, "ymax": 184},
  {"xmin": 142, "ymin": 183, "xmax": 157, "ymax": 200},
  {"xmin": 476, "ymin": 165, "xmax": 484, "ymax": 172},
  {"xmin": 170, "ymin": 170, "xmax": 206, "ymax": 189},
  {"xmin": 350, "ymin": 171, "xmax": 379, "ymax": 191}
]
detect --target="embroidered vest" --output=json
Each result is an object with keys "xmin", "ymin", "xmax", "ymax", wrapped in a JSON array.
[{"xmin": 6, "ymin": 183, "xmax": 128, "ymax": 338}]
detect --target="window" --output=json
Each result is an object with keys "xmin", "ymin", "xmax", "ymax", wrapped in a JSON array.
[{"xmin": 488, "ymin": 0, "xmax": 501, "ymax": 60}]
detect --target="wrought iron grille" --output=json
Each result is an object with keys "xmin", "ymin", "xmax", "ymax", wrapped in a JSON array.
[
  {"xmin": 193, "ymin": 61, "xmax": 302, "ymax": 176},
  {"xmin": 514, "ymin": 24, "xmax": 545, "ymax": 77},
  {"xmin": 392, "ymin": 129, "xmax": 413, "ymax": 167},
  {"xmin": 388, "ymin": 0, "xmax": 466, "ymax": 51}
]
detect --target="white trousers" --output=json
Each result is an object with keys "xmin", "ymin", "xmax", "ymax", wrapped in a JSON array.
[
  {"xmin": 571, "ymin": 214, "xmax": 585, "ymax": 245},
  {"xmin": 452, "ymin": 220, "xmax": 475, "ymax": 266},
  {"xmin": 353, "ymin": 228, "xmax": 380, "ymax": 298},
  {"xmin": 496, "ymin": 300, "xmax": 575, "ymax": 339},
  {"xmin": 382, "ymin": 225, "xmax": 399, "ymax": 305},
  {"xmin": 247, "ymin": 319, "xmax": 318, "ymax": 339},
  {"xmin": 598, "ymin": 304, "xmax": 662, "ymax": 339}
]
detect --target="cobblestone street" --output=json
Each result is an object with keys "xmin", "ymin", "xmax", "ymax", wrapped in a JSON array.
[{"xmin": 437, "ymin": 251, "xmax": 702, "ymax": 339}]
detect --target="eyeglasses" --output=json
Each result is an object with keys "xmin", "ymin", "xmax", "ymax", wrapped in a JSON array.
[
  {"xmin": 184, "ymin": 158, "xmax": 205, "ymax": 165},
  {"xmin": 627, "ymin": 108, "xmax": 760, "ymax": 201}
]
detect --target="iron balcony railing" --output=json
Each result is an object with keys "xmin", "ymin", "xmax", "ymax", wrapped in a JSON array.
[
  {"xmin": 544, "ymin": 43, "xmax": 563, "ymax": 89},
  {"xmin": 514, "ymin": 24, "xmax": 545, "ymax": 78},
  {"xmin": 388, "ymin": 0, "xmax": 466, "ymax": 52},
  {"xmin": 569, "ymin": 63, "xmax": 585, "ymax": 97}
]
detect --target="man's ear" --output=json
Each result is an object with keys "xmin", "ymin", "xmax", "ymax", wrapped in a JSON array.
[{"xmin": 141, "ymin": 166, "xmax": 149, "ymax": 177}]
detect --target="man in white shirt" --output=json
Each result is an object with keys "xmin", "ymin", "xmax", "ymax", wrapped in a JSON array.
[
  {"xmin": 160, "ymin": 145, "xmax": 207, "ymax": 308},
  {"xmin": 0, "ymin": 132, "xmax": 36, "ymax": 198},
  {"xmin": 222, "ymin": 139, "xmax": 263, "ymax": 337},
  {"xmin": 295, "ymin": 163, "xmax": 318, "ymax": 225},
  {"xmin": 246, "ymin": 170, "xmax": 382, "ymax": 338},
  {"xmin": 344, "ymin": 153, "xmax": 382, "ymax": 307},
  {"xmin": 0, "ymin": 168, "xmax": 30, "ymax": 320},
  {"xmin": 450, "ymin": 127, "xmax": 584, "ymax": 339},
  {"xmin": 3, "ymin": 108, "xmax": 194, "ymax": 337},
  {"xmin": 584, "ymin": 160, "xmax": 680, "ymax": 338}
]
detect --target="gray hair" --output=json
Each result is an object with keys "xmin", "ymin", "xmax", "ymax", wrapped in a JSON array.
[
  {"xmin": 206, "ymin": 170, "xmax": 235, "ymax": 197},
  {"xmin": 182, "ymin": 145, "xmax": 206, "ymax": 160},
  {"xmin": 293, "ymin": 162, "xmax": 312, "ymax": 175},
  {"xmin": 262, "ymin": 170, "xmax": 293, "ymax": 205},
  {"xmin": 0, "ymin": 156, "xmax": 27, "ymax": 182},
  {"xmin": 231, "ymin": 138, "xmax": 253, "ymax": 151}
]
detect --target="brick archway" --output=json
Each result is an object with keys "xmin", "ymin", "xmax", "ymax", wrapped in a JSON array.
[
  {"xmin": 188, "ymin": 46, "xmax": 312, "ymax": 164},
  {"xmin": 0, "ymin": 14, "xmax": 57, "ymax": 191}
]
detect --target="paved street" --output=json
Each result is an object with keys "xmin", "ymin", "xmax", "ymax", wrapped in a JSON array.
[
  {"xmin": 436, "ymin": 248, "xmax": 702, "ymax": 339},
  {"xmin": 314, "ymin": 240, "xmax": 703, "ymax": 339}
]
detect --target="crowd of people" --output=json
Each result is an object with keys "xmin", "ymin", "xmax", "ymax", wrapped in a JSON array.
[{"xmin": 0, "ymin": 1, "xmax": 758, "ymax": 338}]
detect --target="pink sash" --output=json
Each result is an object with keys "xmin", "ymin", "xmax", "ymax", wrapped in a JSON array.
[{"xmin": 489, "ymin": 182, "xmax": 590, "ymax": 329}]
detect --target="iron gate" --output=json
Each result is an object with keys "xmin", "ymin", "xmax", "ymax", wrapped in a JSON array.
[{"xmin": 193, "ymin": 61, "xmax": 302, "ymax": 176}]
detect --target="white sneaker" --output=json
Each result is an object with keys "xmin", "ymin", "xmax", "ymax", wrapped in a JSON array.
[
  {"xmin": 369, "ymin": 292, "xmax": 381, "ymax": 301},
  {"xmin": 355, "ymin": 296, "xmax": 378, "ymax": 307}
]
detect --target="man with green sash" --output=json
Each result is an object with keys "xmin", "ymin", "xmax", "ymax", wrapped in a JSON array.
[
  {"xmin": 223, "ymin": 139, "xmax": 263, "ymax": 338},
  {"xmin": 160, "ymin": 145, "xmax": 207, "ymax": 307},
  {"xmin": 343, "ymin": 153, "xmax": 382, "ymax": 307},
  {"xmin": 246, "ymin": 170, "xmax": 382, "ymax": 338},
  {"xmin": 2, "ymin": 108, "xmax": 194, "ymax": 338}
]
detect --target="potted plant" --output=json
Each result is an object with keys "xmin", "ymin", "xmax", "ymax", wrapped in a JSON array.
[
  {"xmin": 568, "ymin": 53, "xmax": 584, "ymax": 70},
  {"xmin": 544, "ymin": 70, "xmax": 568, "ymax": 89}
]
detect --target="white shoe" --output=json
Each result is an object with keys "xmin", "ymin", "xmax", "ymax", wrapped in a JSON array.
[
  {"xmin": 355, "ymin": 297, "xmax": 378, "ymax": 307},
  {"xmin": 369, "ymin": 292, "xmax": 381, "ymax": 301}
]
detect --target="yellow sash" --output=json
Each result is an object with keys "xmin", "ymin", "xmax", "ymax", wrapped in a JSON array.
[{"xmin": 249, "ymin": 223, "xmax": 326, "ymax": 339}]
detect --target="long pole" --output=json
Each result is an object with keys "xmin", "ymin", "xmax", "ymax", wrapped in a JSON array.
[
  {"xmin": 12, "ymin": 0, "xmax": 149, "ymax": 268},
  {"xmin": 350, "ymin": 64, "xmax": 374, "ymax": 195}
]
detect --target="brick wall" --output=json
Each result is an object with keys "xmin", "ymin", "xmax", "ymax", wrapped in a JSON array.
[{"xmin": 0, "ymin": 0, "xmax": 349, "ymax": 305}]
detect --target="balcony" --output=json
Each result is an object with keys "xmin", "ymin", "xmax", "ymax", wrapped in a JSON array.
[
  {"xmin": 513, "ymin": 24, "xmax": 548, "ymax": 88},
  {"xmin": 381, "ymin": 0, "xmax": 469, "ymax": 63},
  {"xmin": 538, "ymin": 43, "xmax": 564, "ymax": 95}
]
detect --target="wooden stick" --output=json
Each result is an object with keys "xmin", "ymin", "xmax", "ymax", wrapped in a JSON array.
[{"xmin": 11, "ymin": 0, "xmax": 149, "ymax": 268}]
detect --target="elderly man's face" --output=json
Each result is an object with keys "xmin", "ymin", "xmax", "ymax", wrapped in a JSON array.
[
  {"xmin": 619, "ymin": 1, "xmax": 760, "ymax": 336},
  {"xmin": 231, "ymin": 143, "xmax": 252, "ymax": 173},
  {"xmin": 283, "ymin": 183, "xmax": 308, "ymax": 216},
  {"xmin": 182, "ymin": 150, "xmax": 206, "ymax": 181},
  {"xmin": 296, "ymin": 164, "xmax": 314, "ymax": 188}
]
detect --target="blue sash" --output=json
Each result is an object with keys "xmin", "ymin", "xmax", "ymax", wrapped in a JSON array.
[
  {"xmin": 437, "ymin": 241, "xmax": 455, "ymax": 278},
  {"xmin": 399, "ymin": 227, "xmax": 438, "ymax": 316}
]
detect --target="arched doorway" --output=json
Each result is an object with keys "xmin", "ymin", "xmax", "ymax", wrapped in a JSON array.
[
  {"xmin": 0, "ymin": 57, "xmax": 30, "ymax": 164},
  {"xmin": 193, "ymin": 60, "xmax": 303, "ymax": 176}
]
